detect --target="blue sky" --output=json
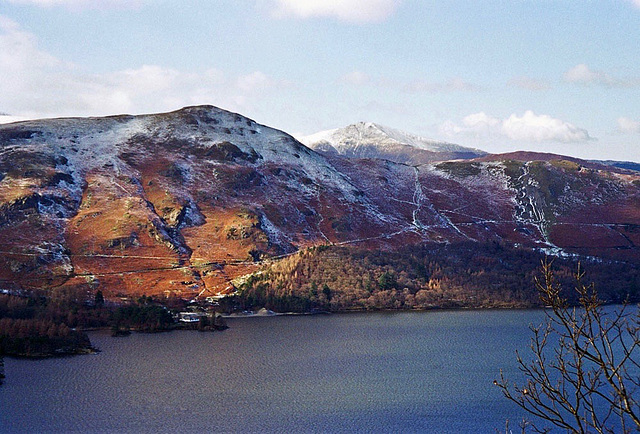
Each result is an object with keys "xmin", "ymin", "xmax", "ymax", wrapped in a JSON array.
[{"xmin": 0, "ymin": 0, "xmax": 639, "ymax": 161}]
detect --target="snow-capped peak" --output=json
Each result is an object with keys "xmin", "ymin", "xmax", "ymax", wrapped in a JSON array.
[{"xmin": 298, "ymin": 122, "xmax": 485, "ymax": 164}]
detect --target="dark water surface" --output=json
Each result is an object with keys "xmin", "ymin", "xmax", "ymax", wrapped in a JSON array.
[{"xmin": 0, "ymin": 310, "xmax": 543, "ymax": 433}]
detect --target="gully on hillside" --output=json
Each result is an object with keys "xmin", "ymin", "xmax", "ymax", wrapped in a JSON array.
[{"xmin": 0, "ymin": 106, "xmax": 639, "ymax": 305}]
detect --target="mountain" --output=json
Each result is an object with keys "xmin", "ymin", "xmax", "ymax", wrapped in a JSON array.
[
  {"xmin": 592, "ymin": 160, "xmax": 640, "ymax": 172},
  {"xmin": 299, "ymin": 122, "xmax": 486, "ymax": 164},
  {"xmin": 1, "ymin": 106, "xmax": 639, "ymax": 306},
  {"xmin": 0, "ymin": 106, "xmax": 394, "ymax": 299}
]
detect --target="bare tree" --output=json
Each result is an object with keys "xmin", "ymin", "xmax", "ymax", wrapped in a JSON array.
[{"xmin": 496, "ymin": 259, "xmax": 640, "ymax": 433}]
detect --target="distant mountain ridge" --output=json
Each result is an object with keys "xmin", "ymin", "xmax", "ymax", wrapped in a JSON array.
[
  {"xmin": 300, "ymin": 122, "xmax": 486, "ymax": 165},
  {"xmin": 592, "ymin": 160, "xmax": 640, "ymax": 172},
  {"xmin": 1, "ymin": 106, "xmax": 639, "ymax": 307}
]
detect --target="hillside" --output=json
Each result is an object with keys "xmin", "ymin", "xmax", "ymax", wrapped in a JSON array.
[{"xmin": 0, "ymin": 106, "xmax": 639, "ymax": 307}]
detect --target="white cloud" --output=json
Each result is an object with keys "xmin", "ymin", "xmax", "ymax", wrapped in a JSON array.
[
  {"xmin": 508, "ymin": 76, "xmax": 551, "ymax": 91},
  {"xmin": 5, "ymin": 0, "xmax": 145, "ymax": 10},
  {"xmin": 403, "ymin": 77, "xmax": 478, "ymax": 93},
  {"xmin": 236, "ymin": 71, "xmax": 275, "ymax": 92},
  {"xmin": 271, "ymin": 0, "xmax": 400, "ymax": 23},
  {"xmin": 463, "ymin": 111, "xmax": 501, "ymax": 129},
  {"xmin": 502, "ymin": 111, "xmax": 591, "ymax": 142},
  {"xmin": 629, "ymin": 0, "xmax": 640, "ymax": 8},
  {"xmin": 564, "ymin": 64, "xmax": 640, "ymax": 88},
  {"xmin": 0, "ymin": 15, "xmax": 284, "ymax": 120},
  {"xmin": 441, "ymin": 111, "xmax": 591, "ymax": 143},
  {"xmin": 0, "ymin": 15, "xmax": 60, "ymax": 72},
  {"xmin": 338, "ymin": 70, "xmax": 371, "ymax": 86},
  {"xmin": 564, "ymin": 64, "xmax": 613, "ymax": 85},
  {"xmin": 618, "ymin": 117, "xmax": 640, "ymax": 133}
]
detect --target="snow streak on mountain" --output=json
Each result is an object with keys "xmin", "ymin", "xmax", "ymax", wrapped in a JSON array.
[
  {"xmin": 1, "ymin": 106, "xmax": 639, "ymax": 300},
  {"xmin": 300, "ymin": 122, "xmax": 486, "ymax": 165}
]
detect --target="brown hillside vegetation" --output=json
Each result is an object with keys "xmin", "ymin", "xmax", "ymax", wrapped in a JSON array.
[
  {"xmin": 0, "ymin": 107, "xmax": 639, "ymax": 306},
  {"xmin": 237, "ymin": 242, "xmax": 640, "ymax": 312}
]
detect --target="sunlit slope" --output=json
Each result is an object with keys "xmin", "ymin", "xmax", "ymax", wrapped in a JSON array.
[{"xmin": 1, "ymin": 107, "xmax": 639, "ymax": 299}]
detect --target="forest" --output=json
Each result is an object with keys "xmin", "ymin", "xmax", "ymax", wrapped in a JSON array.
[
  {"xmin": 236, "ymin": 242, "xmax": 640, "ymax": 313},
  {"xmin": 2, "ymin": 241, "xmax": 638, "ymax": 356},
  {"xmin": 0, "ymin": 291, "xmax": 197, "ymax": 357}
]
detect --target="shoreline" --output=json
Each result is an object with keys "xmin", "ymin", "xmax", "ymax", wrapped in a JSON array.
[
  {"xmin": 220, "ymin": 302, "xmax": 634, "ymax": 319},
  {"xmin": 221, "ymin": 307, "xmax": 330, "ymax": 318},
  {"xmin": 221, "ymin": 304, "xmax": 556, "ymax": 319}
]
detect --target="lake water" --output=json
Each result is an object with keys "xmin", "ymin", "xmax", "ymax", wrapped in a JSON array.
[{"xmin": 0, "ymin": 310, "xmax": 545, "ymax": 433}]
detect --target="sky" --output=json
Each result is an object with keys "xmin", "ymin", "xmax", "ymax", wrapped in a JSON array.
[{"xmin": 0, "ymin": 0, "xmax": 639, "ymax": 162}]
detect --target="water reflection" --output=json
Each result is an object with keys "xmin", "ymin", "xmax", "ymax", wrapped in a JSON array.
[{"xmin": 0, "ymin": 310, "xmax": 544, "ymax": 433}]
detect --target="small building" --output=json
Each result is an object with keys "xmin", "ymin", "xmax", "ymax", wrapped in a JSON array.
[{"xmin": 177, "ymin": 312, "xmax": 202, "ymax": 323}]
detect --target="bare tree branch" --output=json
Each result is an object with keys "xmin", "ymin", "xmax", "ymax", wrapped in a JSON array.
[{"xmin": 496, "ymin": 260, "xmax": 640, "ymax": 432}]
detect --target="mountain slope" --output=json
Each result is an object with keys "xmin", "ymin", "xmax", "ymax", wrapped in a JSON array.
[
  {"xmin": 0, "ymin": 106, "xmax": 389, "ymax": 298},
  {"xmin": 300, "ymin": 122, "xmax": 486, "ymax": 164},
  {"xmin": 1, "ymin": 106, "xmax": 639, "ymax": 303}
]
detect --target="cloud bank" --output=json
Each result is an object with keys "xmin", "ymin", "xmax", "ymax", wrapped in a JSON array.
[
  {"xmin": 338, "ymin": 70, "xmax": 371, "ymax": 86},
  {"xmin": 564, "ymin": 64, "xmax": 640, "ymax": 88},
  {"xmin": 403, "ymin": 77, "xmax": 478, "ymax": 93},
  {"xmin": 618, "ymin": 117, "xmax": 640, "ymax": 133},
  {"xmin": 441, "ymin": 111, "xmax": 592, "ymax": 143},
  {"xmin": 0, "ymin": 15, "xmax": 283, "ymax": 120},
  {"xmin": 508, "ymin": 76, "xmax": 551, "ymax": 91},
  {"xmin": 271, "ymin": 0, "xmax": 400, "ymax": 23}
]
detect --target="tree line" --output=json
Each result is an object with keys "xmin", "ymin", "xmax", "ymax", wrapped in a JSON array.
[
  {"xmin": 0, "ymin": 290, "xmax": 197, "ymax": 358},
  {"xmin": 237, "ymin": 242, "xmax": 640, "ymax": 313}
]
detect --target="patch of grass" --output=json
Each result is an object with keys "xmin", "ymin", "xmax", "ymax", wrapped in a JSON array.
[
  {"xmin": 550, "ymin": 159, "xmax": 581, "ymax": 172},
  {"xmin": 436, "ymin": 161, "xmax": 482, "ymax": 177}
]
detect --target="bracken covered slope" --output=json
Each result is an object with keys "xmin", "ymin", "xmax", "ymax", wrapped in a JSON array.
[{"xmin": 0, "ymin": 106, "xmax": 639, "ymax": 301}]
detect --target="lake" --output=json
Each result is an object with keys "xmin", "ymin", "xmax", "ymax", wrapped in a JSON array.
[{"xmin": 0, "ymin": 310, "xmax": 544, "ymax": 433}]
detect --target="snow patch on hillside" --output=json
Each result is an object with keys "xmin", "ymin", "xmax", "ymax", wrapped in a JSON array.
[{"xmin": 300, "ymin": 122, "xmax": 485, "ymax": 156}]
